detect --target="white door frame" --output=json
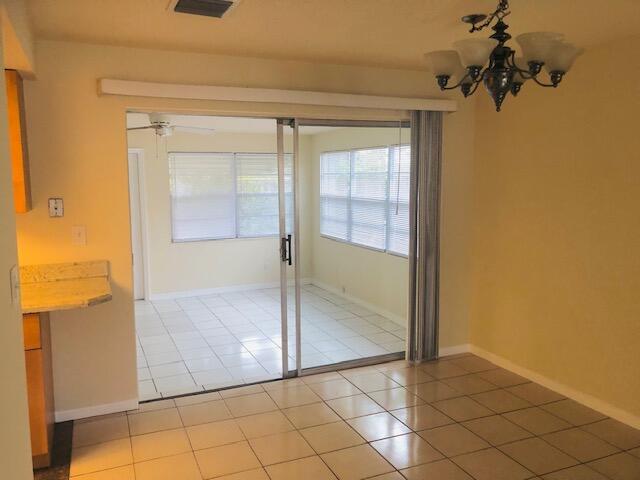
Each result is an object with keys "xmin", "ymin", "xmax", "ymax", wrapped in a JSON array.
[{"xmin": 128, "ymin": 148, "xmax": 151, "ymax": 301}]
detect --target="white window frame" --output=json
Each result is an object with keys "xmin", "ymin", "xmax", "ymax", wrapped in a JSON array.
[
  {"xmin": 169, "ymin": 151, "xmax": 291, "ymax": 243},
  {"xmin": 319, "ymin": 144, "xmax": 410, "ymax": 257}
]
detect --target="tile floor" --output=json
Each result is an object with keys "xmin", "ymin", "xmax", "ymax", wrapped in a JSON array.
[
  {"xmin": 70, "ymin": 353, "xmax": 640, "ymax": 480},
  {"xmin": 136, "ymin": 284, "xmax": 407, "ymax": 401}
]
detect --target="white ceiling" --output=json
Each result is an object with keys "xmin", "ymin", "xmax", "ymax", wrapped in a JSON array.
[
  {"xmin": 126, "ymin": 113, "xmax": 335, "ymax": 135},
  {"xmin": 27, "ymin": 0, "xmax": 640, "ymax": 70}
]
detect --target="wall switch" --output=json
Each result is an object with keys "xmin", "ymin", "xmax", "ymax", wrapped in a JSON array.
[
  {"xmin": 9, "ymin": 265, "xmax": 20, "ymax": 306},
  {"xmin": 72, "ymin": 225, "xmax": 87, "ymax": 245},
  {"xmin": 48, "ymin": 198, "xmax": 64, "ymax": 217}
]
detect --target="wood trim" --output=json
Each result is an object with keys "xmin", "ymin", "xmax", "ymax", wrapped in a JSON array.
[
  {"xmin": 98, "ymin": 78, "xmax": 458, "ymax": 112},
  {"xmin": 5, "ymin": 69, "xmax": 31, "ymax": 213}
]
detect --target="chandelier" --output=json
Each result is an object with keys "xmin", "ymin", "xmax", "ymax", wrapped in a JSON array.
[{"xmin": 424, "ymin": 0, "xmax": 583, "ymax": 111}]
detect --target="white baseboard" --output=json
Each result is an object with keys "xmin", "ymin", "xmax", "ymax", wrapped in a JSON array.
[
  {"xmin": 149, "ymin": 278, "xmax": 313, "ymax": 301},
  {"xmin": 470, "ymin": 345, "xmax": 640, "ymax": 430},
  {"xmin": 439, "ymin": 343, "xmax": 471, "ymax": 357},
  {"xmin": 309, "ymin": 278, "xmax": 406, "ymax": 327},
  {"xmin": 55, "ymin": 398, "xmax": 138, "ymax": 422}
]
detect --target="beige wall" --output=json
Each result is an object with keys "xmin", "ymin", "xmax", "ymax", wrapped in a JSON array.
[
  {"xmin": 470, "ymin": 37, "xmax": 640, "ymax": 422},
  {"xmin": 127, "ymin": 129, "xmax": 314, "ymax": 297},
  {"xmin": 16, "ymin": 39, "xmax": 474, "ymax": 416},
  {"xmin": 0, "ymin": 18, "xmax": 34, "ymax": 480}
]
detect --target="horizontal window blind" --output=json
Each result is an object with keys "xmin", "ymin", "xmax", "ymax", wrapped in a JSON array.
[
  {"xmin": 320, "ymin": 144, "xmax": 411, "ymax": 256},
  {"xmin": 170, "ymin": 152, "xmax": 292, "ymax": 242}
]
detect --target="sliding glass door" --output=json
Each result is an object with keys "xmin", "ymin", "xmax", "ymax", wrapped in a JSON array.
[{"xmin": 276, "ymin": 118, "xmax": 410, "ymax": 377}]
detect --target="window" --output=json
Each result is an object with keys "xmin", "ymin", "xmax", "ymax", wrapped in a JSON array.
[
  {"xmin": 320, "ymin": 145, "xmax": 411, "ymax": 256},
  {"xmin": 169, "ymin": 152, "xmax": 292, "ymax": 242}
]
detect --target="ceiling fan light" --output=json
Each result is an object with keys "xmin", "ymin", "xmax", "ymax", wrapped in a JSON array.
[
  {"xmin": 544, "ymin": 42, "xmax": 584, "ymax": 73},
  {"xmin": 424, "ymin": 50, "xmax": 462, "ymax": 76},
  {"xmin": 516, "ymin": 32, "xmax": 564, "ymax": 63},
  {"xmin": 453, "ymin": 38, "xmax": 498, "ymax": 67}
]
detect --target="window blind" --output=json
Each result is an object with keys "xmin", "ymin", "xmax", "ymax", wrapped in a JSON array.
[
  {"xmin": 170, "ymin": 152, "xmax": 292, "ymax": 242},
  {"xmin": 319, "ymin": 144, "xmax": 411, "ymax": 256}
]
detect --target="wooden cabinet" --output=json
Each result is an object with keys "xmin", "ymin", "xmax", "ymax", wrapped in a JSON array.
[
  {"xmin": 6, "ymin": 69, "xmax": 31, "ymax": 213},
  {"xmin": 23, "ymin": 313, "xmax": 55, "ymax": 469}
]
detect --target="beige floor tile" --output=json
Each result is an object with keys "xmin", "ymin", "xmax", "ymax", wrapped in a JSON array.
[
  {"xmin": 418, "ymin": 423, "xmax": 489, "ymax": 457},
  {"xmin": 261, "ymin": 378, "xmax": 304, "ymax": 391},
  {"xmin": 375, "ymin": 360, "xmax": 413, "ymax": 372},
  {"xmin": 499, "ymin": 437, "xmax": 579, "ymax": 475},
  {"xmin": 543, "ymin": 428, "xmax": 619, "ymax": 462},
  {"xmin": 506, "ymin": 383, "xmax": 565, "ymax": 405},
  {"xmin": 175, "ymin": 391, "xmax": 222, "ymax": 407},
  {"xmin": 347, "ymin": 412, "xmax": 411, "ymax": 441},
  {"xmin": 542, "ymin": 464, "xmax": 609, "ymax": 479},
  {"xmin": 541, "ymin": 399, "xmax": 607, "ymax": 426},
  {"xmin": 419, "ymin": 361, "xmax": 468, "ymax": 379},
  {"xmin": 300, "ymin": 421, "xmax": 365, "ymax": 453},
  {"xmin": 215, "ymin": 468, "xmax": 270, "ymax": 479},
  {"xmin": 73, "ymin": 415, "xmax": 130, "ymax": 448},
  {"xmin": 371, "ymin": 432, "xmax": 443, "ymax": 469},
  {"xmin": 321, "ymin": 444, "xmax": 395, "ymax": 480},
  {"xmin": 470, "ymin": 389, "xmax": 532, "ymax": 413},
  {"xmin": 69, "ymin": 465, "xmax": 135, "ymax": 480},
  {"xmin": 220, "ymin": 384, "xmax": 264, "ymax": 399},
  {"xmin": 449, "ymin": 356, "xmax": 496, "ymax": 373},
  {"xmin": 326, "ymin": 394, "xmax": 385, "ymax": 419},
  {"xmin": 179, "ymin": 399, "xmax": 232, "ymax": 426},
  {"xmin": 135, "ymin": 452, "xmax": 202, "ymax": 480},
  {"xmin": 265, "ymin": 384, "xmax": 322, "ymax": 408},
  {"xmin": 339, "ymin": 365, "xmax": 380, "ymax": 378},
  {"xmin": 583, "ymin": 418, "xmax": 640, "ymax": 450},
  {"xmin": 131, "ymin": 428, "xmax": 191, "ymax": 462},
  {"xmin": 235, "ymin": 410, "xmax": 294, "ymax": 439},
  {"xmin": 248, "ymin": 430, "xmax": 315, "ymax": 465},
  {"xmin": 265, "ymin": 455, "xmax": 337, "ymax": 480},
  {"xmin": 462, "ymin": 415, "xmax": 532, "ymax": 445},
  {"xmin": 401, "ymin": 458, "xmax": 473, "ymax": 480},
  {"xmin": 301, "ymin": 371, "xmax": 343, "ymax": 384},
  {"xmin": 309, "ymin": 378, "xmax": 362, "ymax": 400},
  {"xmin": 382, "ymin": 367, "xmax": 434, "ymax": 386},
  {"xmin": 390, "ymin": 404, "xmax": 454, "ymax": 431},
  {"xmin": 431, "ymin": 396, "xmax": 493, "ymax": 422},
  {"xmin": 367, "ymin": 387, "xmax": 424, "ymax": 410},
  {"xmin": 630, "ymin": 447, "xmax": 640, "ymax": 458},
  {"xmin": 195, "ymin": 441, "xmax": 261, "ymax": 478},
  {"xmin": 588, "ymin": 452, "xmax": 640, "ymax": 480},
  {"xmin": 128, "ymin": 399, "xmax": 176, "ymax": 414},
  {"xmin": 347, "ymin": 372, "xmax": 401, "ymax": 393},
  {"xmin": 224, "ymin": 392, "xmax": 279, "ymax": 417},
  {"xmin": 366, "ymin": 473, "xmax": 404, "ymax": 480},
  {"xmin": 70, "ymin": 438, "xmax": 133, "ymax": 477},
  {"xmin": 76, "ymin": 412, "xmax": 127, "ymax": 425},
  {"xmin": 128, "ymin": 408, "xmax": 183, "ymax": 436},
  {"xmin": 187, "ymin": 419, "xmax": 245, "ymax": 450},
  {"xmin": 476, "ymin": 368, "xmax": 529, "ymax": 388},
  {"xmin": 441, "ymin": 375, "xmax": 497, "ymax": 395},
  {"xmin": 406, "ymin": 380, "xmax": 463, "ymax": 402},
  {"xmin": 452, "ymin": 448, "xmax": 534, "ymax": 480},
  {"xmin": 503, "ymin": 407, "xmax": 572, "ymax": 435},
  {"xmin": 282, "ymin": 402, "xmax": 341, "ymax": 428}
]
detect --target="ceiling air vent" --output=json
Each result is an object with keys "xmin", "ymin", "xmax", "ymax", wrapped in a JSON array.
[{"xmin": 173, "ymin": 0, "xmax": 239, "ymax": 18}]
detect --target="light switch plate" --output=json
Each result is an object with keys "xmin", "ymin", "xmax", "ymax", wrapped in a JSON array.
[
  {"xmin": 72, "ymin": 225, "xmax": 87, "ymax": 245},
  {"xmin": 48, "ymin": 198, "xmax": 64, "ymax": 217},
  {"xmin": 9, "ymin": 264, "xmax": 20, "ymax": 306}
]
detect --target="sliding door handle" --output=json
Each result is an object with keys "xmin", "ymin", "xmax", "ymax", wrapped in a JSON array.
[{"xmin": 280, "ymin": 234, "xmax": 292, "ymax": 265}]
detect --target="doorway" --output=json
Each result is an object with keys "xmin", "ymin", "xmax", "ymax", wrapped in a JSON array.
[{"xmin": 126, "ymin": 113, "xmax": 410, "ymax": 401}]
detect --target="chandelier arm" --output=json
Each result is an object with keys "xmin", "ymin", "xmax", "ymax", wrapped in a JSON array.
[
  {"xmin": 465, "ymin": 80, "xmax": 483, "ymax": 97},
  {"xmin": 505, "ymin": 51, "xmax": 536, "ymax": 79},
  {"xmin": 439, "ymin": 72, "xmax": 482, "ymax": 91},
  {"xmin": 530, "ymin": 75, "xmax": 557, "ymax": 88}
]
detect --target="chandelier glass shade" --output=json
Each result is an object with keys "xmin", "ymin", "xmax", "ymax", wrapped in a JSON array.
[{"xmin": 425, "ymin": 0, "xmax": 583, "ymax": 111}]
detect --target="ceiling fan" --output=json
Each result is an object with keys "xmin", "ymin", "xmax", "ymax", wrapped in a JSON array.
[{"xmin": 127, "ymin": 113, "xmax": 216, "ymax": 137}]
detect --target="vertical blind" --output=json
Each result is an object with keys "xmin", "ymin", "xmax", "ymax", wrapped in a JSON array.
[
  {"xmin": 320, "ymin": 145, "xmax": 411, "ymax": 255},
  {"xmin": 169, "ymin": 152, "xmax": 292, "ymax": 242}
]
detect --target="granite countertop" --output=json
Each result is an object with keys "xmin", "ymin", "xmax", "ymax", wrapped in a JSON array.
[{"xmin": 20, "ymin": 260, "xmax": 113, "ymax": 314}]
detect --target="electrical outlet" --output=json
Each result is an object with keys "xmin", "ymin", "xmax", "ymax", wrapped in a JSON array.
[
  {"xmin": 9, "ymin": 265, "xmax": 20, "ymax": 306},
  {"xmin": 48, "ymin": 198, "xmax": 64, "ymax": 217},
  {"xmin": 72, "ymin": 225, "xmax": 87, "ymax": 245}
]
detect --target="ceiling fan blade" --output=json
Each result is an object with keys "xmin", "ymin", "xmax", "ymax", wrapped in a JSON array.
[
  {"xmin": 172, "ymin": 125, "xmax": 216, "ymax": 135},
  {"xmin": 127, "ymin": 125, "xmax": 154, "ymax": 131}
]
